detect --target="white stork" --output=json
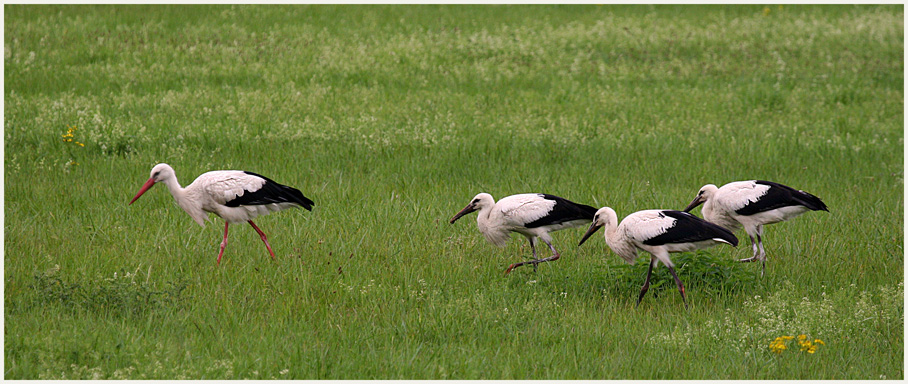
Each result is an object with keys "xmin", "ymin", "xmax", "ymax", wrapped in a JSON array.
[
  {"xmin": 683, "ymin": 180, "xmax": 828, "ymax": 276},
  {"xmin": 129, "ymin": 163, "xmax": 314, "ymax": 264},
  {"xmin": 449, "ymin": 193, "xmax": 597, "ymax": 274},
  {"xmin": 578, "ymin": 207, "xmax": 738, "ymax": 308}
]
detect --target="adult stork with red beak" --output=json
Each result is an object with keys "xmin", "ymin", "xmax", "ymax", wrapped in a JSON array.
[{"xmin": 129, "ymin": 163, "xmax": 314, "ymax": 264}]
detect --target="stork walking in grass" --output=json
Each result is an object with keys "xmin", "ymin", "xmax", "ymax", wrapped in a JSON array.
[
  {"xmin": 450, "ymin": 193, "xmax": 597, "ymax": 274},
  {"xmin": 578, "ymin": 207, "xmax": 738, "ymax": 308},
  {"xmin": 129, "ymin": 163, "xmax": 314, "ymax": 264},
  {"xmin": 683, "ymin": 180, "xmax": 828, "ymax": 276}
]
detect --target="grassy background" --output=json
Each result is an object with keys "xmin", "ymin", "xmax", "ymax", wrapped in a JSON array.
[{"xmin": 4, "ymin": 4, "xmax": 903, "ymax": 379}]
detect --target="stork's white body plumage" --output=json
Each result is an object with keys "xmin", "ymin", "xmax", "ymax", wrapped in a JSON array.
[
  {"xmin": 130, "ymin": 163, "xmax": 314, "ymax": 264},
  {"xmin": 450, "ymin": 193, "xmax": 597, "ymax": 273},
  {"xmin": 579, "ymin": 207, "xmax": 738, "ymax": 308},
  {"xmin": 475, "ymin": 194, "xmax": 585, "ymax": 247},
  {"xmin": 684, "ymin": 180, "xmax": 828, "ymax": 275},
  {"xmin": 177, "ymin": 171, "xmax": 301, "ymax": 225}
]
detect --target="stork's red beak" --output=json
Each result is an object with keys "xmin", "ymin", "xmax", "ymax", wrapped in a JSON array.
[
  {"xmin": 449, "ymin": 203, "xmax": 477, "ymax": 224},
  {"xmin": 578, "ymin": 222, "xmax": 603, "ymax": 247},
  {"xmin": 683, "ymin": 196, "xmax": 704, "ymax": 213},
  {"xmin": 129, "ymin": 178, "xmax": 156, "ymax": 205}
]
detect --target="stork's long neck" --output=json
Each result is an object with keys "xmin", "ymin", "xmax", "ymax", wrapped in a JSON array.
[
  {"xmin": 701, "ymin": 199, "xmax": 717, "ymax": 222},
  {"xmin": 160, "ymin": 174, "xmax": 185, "ymax": 201},
  {"xmin": 160, "ymin": 172, "xmax": 208, "ymax": 227},
  {"xmin": 160, "ymin": 174, "xmax": 193, "ymax": 214},
  {"xmin": 702, "ymin": 199, "xmax": 741, "ymax": 232},
  {"xmin": 475, "ymin": 205, "xmax": 493, "ymax": 233}
]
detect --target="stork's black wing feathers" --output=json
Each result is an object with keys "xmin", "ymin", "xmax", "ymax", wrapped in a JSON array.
[
  {"xmin": 734, "ymin": 180, "xmax": 827, "ymax": 216},
  {"xmin": 524, "ymin": 194, "xmax": 597, "ymax": 228},
  {"xmin": 224, "ymin": 171, "xmax": 314, "ymax": 211},
  {"xmin": 642, "ymin": 210, "xmax": 738, "ymax": 247}
]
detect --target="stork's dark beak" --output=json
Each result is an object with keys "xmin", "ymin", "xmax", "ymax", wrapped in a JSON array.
[
  {"xmin": 578, "ymin": 221, "xmax": 603, "ymax": 247},
  {"xmin": 130, "ymin": 178, "xmax": 156, "ymax": 205},
  {"xmin": 683, "ymin": 195, "xmax": 704, "ymax": 213},
  {"xmin": 449, "ymin": 203, "xmax": 477, "ymax": 224}
]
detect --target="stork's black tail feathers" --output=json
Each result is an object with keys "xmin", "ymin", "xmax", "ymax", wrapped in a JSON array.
[
  {"xmin": 523, "ymin": 194, "xmax": 598, "ymax": 229},
  {"xmin": 541, "ymin": 194, "xmax": 597, "ymax": 219},
  {"xmin": 577, "ymin": 202, "xmax": 598, "ymax": 220},
  {"xmin": 226, "ymin": 171, "xmax": 314, "ymax": 211},
  {"xmin": 794, "ymin": 190, "xmax": 828, "ymax": 212},
  {"xmin": 284, "ymin": 186, "xmax": 315, "ymax": 211},
  {"xmin": 645, "ymin": 211, "xmax": 739, "ymax": 247},
  {"xmin": 750, "ymin": 180, "xmax": 828, "ymax": 214},
  {"xmin": 707, "ymin": 220, "xmax": 739, "ymax": 247}
]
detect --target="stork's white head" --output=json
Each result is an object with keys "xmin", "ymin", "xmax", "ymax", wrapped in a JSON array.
[
  {"xmin": 129, "ymin": 163, "xmax": 175, "ymax": 205},
  {"xmin": 578, "ymin": 207, "xmax": 618, "ymax": 246},
  {"xmin": 683, "ymin": 184, "xmax": 718, "ymax": 213},
  {"xmin": 449, "ymin": 193, "xmax": 494, "ymax": 224},
  {"xmin": 148, "ymin": 163, "xmax": 175, "ymax": 183}
]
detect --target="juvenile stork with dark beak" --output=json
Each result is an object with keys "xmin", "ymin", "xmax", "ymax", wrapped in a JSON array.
[
  {"xmin": 578, "ymin": 207, "xmax": 738, "ymax": 308},
  {"xmin": 450, "ymin": 193, "xmax": 597, "ymax": 274},
  {"xmin": 129, "ymin": 163, "xmax": 314, "ymax": 264},
  {"xmin": 683, "ymin": 180, "xmax": 828, "ymax": 276}
]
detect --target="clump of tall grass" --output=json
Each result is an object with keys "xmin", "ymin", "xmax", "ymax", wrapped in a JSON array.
[
  {"xmin": 29, "ymin": 265, "xmax": 189, "ymax": 317},
  {"xmin": 600, "ymin": 250, "xmax": 757, "ymax": 301}
]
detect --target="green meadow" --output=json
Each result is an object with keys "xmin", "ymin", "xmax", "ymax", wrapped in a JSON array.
[{"xmin": 4, "ymin": 4, "xmax": 903, "ymax": 379}]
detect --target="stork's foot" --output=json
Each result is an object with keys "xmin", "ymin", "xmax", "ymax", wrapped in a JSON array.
[
  {"xmin": 505, "ymin": 260, "xmax": 535, "ymax": 274},
  {"xmin": 520, "ymin": 254, "xmax": 539, "ymax": 272},
  {"xmin": 740, "ymin": 254, "xmax": 768, "ymax": 277},
  {"xmin": 504, "ymin": 255, "xmax": 560, "ymax": 274}
]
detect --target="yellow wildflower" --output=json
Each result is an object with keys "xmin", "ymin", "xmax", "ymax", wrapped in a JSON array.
[
  {"xmin": 794, "ymin": 335, "xmax": 825, "ymax": 354},
  {"xmin": 62, "ymin": 125, "xmax": 84, "ymax": 147},
  {"xmin": 763, "ymin": 7, "xmax": 771, "ymax": 16},
  {"xmin": 770, "ymin": 335, "xmax": 824, "ymax": 354},
  {"xmin": 769, "ymin": 336, "xmax": 789, "ymax": 354}
]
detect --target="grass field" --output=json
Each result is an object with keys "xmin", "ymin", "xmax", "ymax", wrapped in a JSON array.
[{"xmin": 4, "ymin": 4, "xmax": 904, "ymax": 379}]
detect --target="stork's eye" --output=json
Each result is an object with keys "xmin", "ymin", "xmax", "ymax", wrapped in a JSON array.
[
  {"xmin": 152, "ymin": 171, "xmax": 160, "ymax": 179},
  {"xmin": 472, "ymin": 199, "xmax": 480, "ymax": 204}
]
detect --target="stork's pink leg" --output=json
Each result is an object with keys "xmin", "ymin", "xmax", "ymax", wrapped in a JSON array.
[
  {"xmin": 248, "ymin": 220, "xmax": 276, "ymax": 260},
  {"xmin": 217, "ymin": 222, "xmax": 230, "ymax": 265},
  {"xmin": 667, "ymin": 265, "xmax": 689, "ymax": 310}
]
